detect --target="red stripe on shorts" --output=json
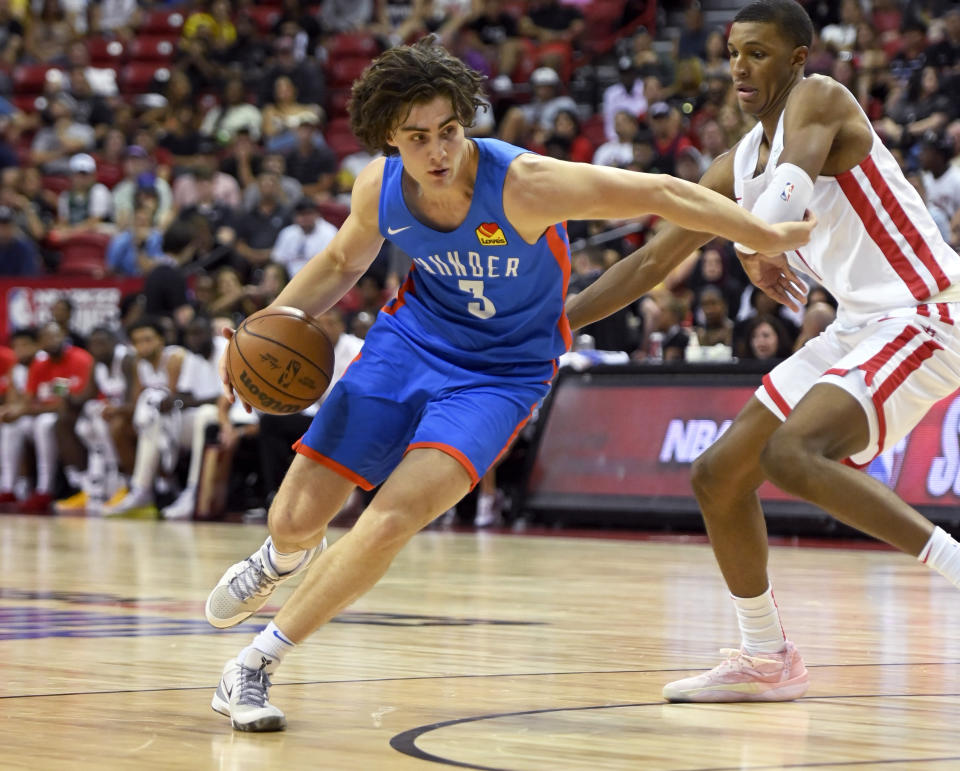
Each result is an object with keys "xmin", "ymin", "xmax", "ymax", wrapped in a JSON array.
[
  {"xmin": 860, "ymin": 326, "xmax": 921, "ymax": 386},
  {"xmin": 761, "ymin": 373, "xmax": 792, "ymax": 416}
]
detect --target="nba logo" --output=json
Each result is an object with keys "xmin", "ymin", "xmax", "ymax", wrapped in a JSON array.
[
  {"xmin": 780, "ymin": 182, "xmax": 795, "ymax": 202},
  {"xmin": 277, "ymin": 359, "xmax": 301, "ymax": 387}
]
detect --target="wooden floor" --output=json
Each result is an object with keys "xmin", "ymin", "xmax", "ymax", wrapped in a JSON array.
[{"xmin": 2, "ymin": 515, "xmax": 960, "ymax": 770}]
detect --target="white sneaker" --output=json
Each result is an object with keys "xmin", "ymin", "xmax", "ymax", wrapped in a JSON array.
[
  {"xmin": 474, "ymin": 491, "xmax": 502, "ymax": 527},
  {"xmin": 102, "ymin": 488, "xmax": 157, "ymax": 518},
  {"xmin": 205, "ymin": 536, "xmax": 326, "ymax": 628},
  {"xmin": 162, "ymin": 486, "xmax": 196, "ymax": 520},
  {"xmin": 211, "ymin": 648, "xmax": 286, "ymax": 732}
]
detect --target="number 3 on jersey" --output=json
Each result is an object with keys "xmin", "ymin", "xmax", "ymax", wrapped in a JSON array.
[{"xmin": 458, "ymin": 279, "xmax": 496, "ymax": 319}]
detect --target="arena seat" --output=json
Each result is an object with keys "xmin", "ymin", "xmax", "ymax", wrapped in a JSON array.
[
  {"xmin": 120, "ymin": 63, "xmax": 169, "ymax": 93},
  {"xmin": 128, "ymin": 36, "xmax": 177, "ymax": 63},
  {"xmin": 13, "ymin": 64, "xmax": 58, "ymax": 94},
  {"xmin": 317, "ymin": 200, "xmax": 350, "ymax": 229},
  {"xmin": 327, "ymin": 33, "xmax": 380, "ymax": 60},
  {"xmin": 87, "ymin": 36, "xmax": 127, "ymax": 66},
  {"xmin": 327, "ymin": 57, "xmax": 372, "ymax": 89},
  {"xmin": 140, "ymin": 8, "xmax": 185, "ymax": 35},
  {"xmin": 57, "ymin": 232, "xmax": 111, "ymax": 276}
]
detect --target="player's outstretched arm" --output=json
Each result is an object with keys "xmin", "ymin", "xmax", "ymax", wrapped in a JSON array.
[
  {"xmin": 271, "ymin": 158, "xmax": 387, "ymax": 317},
  {"xmin": 506, "ymin": 153, "xmax": 814, "ymax": 257}
]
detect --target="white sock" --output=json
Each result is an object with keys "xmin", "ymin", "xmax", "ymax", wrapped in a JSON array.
[
  {"xmin": 732, "ymin": 586, "xmax": 786, "ymax": 654},
  {"xmin": 266, "ymin": 536, "xmax": 307, "ymax": 575},
  {"xmin": 919, "ymin": 527, "xmax": 960, "ymax": 588},
  {"xmin": 64, "ymin": 465, "xmax": 84, "ymax": 490},
  {"xmin": 242, "ymin": 621, "xmax": 296, "ymax": 666}
]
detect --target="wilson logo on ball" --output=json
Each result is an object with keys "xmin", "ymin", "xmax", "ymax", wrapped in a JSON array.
[
  {"xmin": 238, "ymin": 369, "xmax": 301, "ymax": 414},
  {"xmin": 277, "ymin": 359, "xmax": 301, "ymax": 387}
]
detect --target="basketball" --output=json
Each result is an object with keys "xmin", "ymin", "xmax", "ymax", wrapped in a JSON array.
[{"xmin": 226, "ymin": 306, "xmax": 335, "ymax": 415}]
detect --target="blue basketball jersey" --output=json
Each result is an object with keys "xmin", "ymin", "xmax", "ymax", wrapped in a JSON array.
[{"xmin": 374, "ymin": 137, "xmax": 571, "ymax": 379}]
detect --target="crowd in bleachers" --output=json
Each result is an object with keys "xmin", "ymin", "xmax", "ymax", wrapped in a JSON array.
[{"xmin": 0, "ymin": 0, "xmax": 958, "ymax": 522}]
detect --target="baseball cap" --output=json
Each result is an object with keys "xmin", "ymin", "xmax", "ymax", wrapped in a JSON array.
[
  {"xmin": 649, "ymin": 101, "xmax": 671, "ymax": 119},
  {"xmin": 126, "ymin": 144, "xmax": 149, "ymax": 159},
  {"xmin": 294, "ymin": 197, "xmax": 317, "ymax": 213},
  {"xmin": 530, "ymin": 67, "xmax": 560, "ymax": 87},
  {"xmin": 69, "ymin": 153, "xmax": 97, "ymax": 174}
]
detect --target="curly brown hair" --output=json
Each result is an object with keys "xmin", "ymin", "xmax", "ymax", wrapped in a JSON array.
[{"xmin": 348, "ymin": 35, "xmax": 487, "ymax": 156}]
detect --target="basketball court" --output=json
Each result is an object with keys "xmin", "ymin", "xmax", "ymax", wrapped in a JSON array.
[{"xmin": 2, "ymin": 513, "xmax": 960, "ymax": 769}]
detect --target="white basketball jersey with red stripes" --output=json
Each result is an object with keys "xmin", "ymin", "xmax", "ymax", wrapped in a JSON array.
[{"xmin": 733, "ymin": 103, "xmax": 960, "ymax": 326}]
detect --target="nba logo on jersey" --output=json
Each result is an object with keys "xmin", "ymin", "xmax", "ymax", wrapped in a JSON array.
[
  {"xmin": 780, "ymin": 182, "xmax": 795, "ymax": 201},
  {"xmin": 476, "ymin": 222, "xmax": 507, "ymax": 246}
]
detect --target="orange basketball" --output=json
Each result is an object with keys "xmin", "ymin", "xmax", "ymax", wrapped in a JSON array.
[{"xmin": 227, "ymin": 306, "xmax": 335, "ymax": 415}]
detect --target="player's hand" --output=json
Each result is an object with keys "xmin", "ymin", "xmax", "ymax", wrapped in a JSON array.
[
  {"xmin": 737, "ymin": 250, "xmax": 808, "ymax": 313},
  {"xmin": 758, "ymin": 211, "xmax": 817, "ymax": 257},
  {"xmin": 219, "ymin": 326, "xmax": 253, "ymax": 414}
]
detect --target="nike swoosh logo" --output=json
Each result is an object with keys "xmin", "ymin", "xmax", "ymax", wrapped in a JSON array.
[{"xmin": 387, "ymin": 225, "xmax": 412, "ymax": 235}]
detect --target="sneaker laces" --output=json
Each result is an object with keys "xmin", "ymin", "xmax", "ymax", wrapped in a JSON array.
[
  {"xmin": 717, "ymin": 648, "xmax": 782, "ymax": 673},
  {"xmin": 237, "ymin": 658, "xmax": 272, "ymax": 708},
  {"xmin": 227, "ymin": 556, "xmax": 277, "ymax": 601}
]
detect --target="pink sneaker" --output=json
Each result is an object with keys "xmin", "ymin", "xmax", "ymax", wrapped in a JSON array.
[{"xmin": 662, "ymin": 641, "xmax": 809, "ymax": 702}]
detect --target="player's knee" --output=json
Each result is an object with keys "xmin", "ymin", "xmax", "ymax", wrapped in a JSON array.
[
  {"xmin": 267, "ymin": 502, "xmax": 322, "ymax": 545},
  {"xmin": 691, "ymin": 444, "xmax": 737, "ymax": 501},
  {"xmin": 759, "ymin": 429, "xmax": 808, "ymax": 492}
]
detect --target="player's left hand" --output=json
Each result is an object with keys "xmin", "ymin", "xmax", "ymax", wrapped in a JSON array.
[
  {"xmin": 760, "ymin": 210, "xmax": 817, "ymax": 257},
  {"xmin": 737, "ymin": 250, "xmax": 808, "ymax": 313}
]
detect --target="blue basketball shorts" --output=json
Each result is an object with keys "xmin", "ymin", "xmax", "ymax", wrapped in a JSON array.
[{"xmin": 294, "ymin": 329, "xmax": 551, "ymax": 490}]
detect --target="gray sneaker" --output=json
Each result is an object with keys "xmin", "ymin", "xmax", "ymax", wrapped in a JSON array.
[
  {"xmin": 211, "ymin": 648, "xmax": 286, "ymax": 732},
  {"xmin": 204, "ymin": 536, "xmax": 325, "ymax": 629}
]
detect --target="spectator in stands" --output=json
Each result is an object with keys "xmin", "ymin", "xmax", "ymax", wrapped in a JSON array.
[
  {"xmin": 206, "ymin": 265, "xmax": 249, "ymax": 319},
  {"xmin": 66, "ymin": 66, "xmax": 114, "ymax": 140},
  {"xmin": 676, "ymin": 145, "xmax": 705, "ymax": 183},
  {"xmin": 694, "ymin": 285, "xmax": 734, "ymax": 348},
  {"xmin": 141, "ymin": 220, "xmax": 200, "ymax": 329},
  {"xmin": 920, "ymin": 131, "xmax": 960, "ymax": 243},
  {"xmin": 687, "ymin": 244, "xmax": 743, "ymax": 320},
  {"xmin": 928, "ymin": 8, "xmax": 959, "ymax": 71},
  {"xmin": 675, "ymin": 2, "xmax": 708, "ymax": 61},
  {"xmin": 143, "ymin": 70, "xmax": 196, "ymax": 140},
  {"xmin": 889, "ymin": 16, "xmax": 929, "ymax": 84},
  {"xmin": 820, "ymin": 0, "xmax": 863, "ymax": 54},
  {"xmin": 548, "ymin": 108, "xmax": 593, "ymax": 164},
  {"xmin": 258, "ymin": 36, "xmax": 325, "ymax": 109},
  {"xmin": 112, "ymin": 146, "xmax": 174, "ymax": 230},
  {"xmin": 26, "ymin": 0, "xmax": 75, "ymax": 63},
  {"xmin": 271, "ymin": 198, "xmax": 338, "ymax": 277},
  {"xmin": 0, "ymin": 0, "xmax": 24, "ymax": 67},
  {"xmin": 243, "ymin": 153, "xmax": 302, "ymax": 211},
  {"xmin": 183, "ymin": 0, "xmax": 236, "ymax": 50},
  {"xmin": 220, "ymin": 128, "xmax": 263, "ymax": 191},
  {"xmin": 696, "ymin": 118, "xmax": 730, "ymax": 164},
  {"xmin": 90, "ymin": 0, "xmax": 139, "ymax": 38},
  {"xmin": 461, "ymin": 0, "xmax": 523, "ymax": 78},
  {"xmin": 743, "ymin": 313, "xmax": 793, "ymax": 362},
  {"xmin": 689, "ymin": 72, "xmax": 732, "ymax": 139},
  {"xmin": 628, "ymin": 25, "xmax": 672, "ymax": 83},
  {"xmin": 321, "ymin": 0, "xmax": 373, "ymax": 34},
  {"xmin": 593, "ymin": 110, "xmax": 642, "ymax": 168},
  {"xmin": 877, "ymin": 65, "xmax": 952, "ymax": 146},
  {"xmin": 229, "ymin": 171, "xmax": 291, "ymax": 274},
  {"xmin": 31, "ymin": 93, "xmax": 96, "ymax": 175},
  {"xmin": 793, "ymin": 301, "xmax": 837, "ymax": 352},
  {"xmin": 648, "ymin": 291, "xmax": 690, "ymax": 362},
  {"xmin": 157, "ymin": 104, "xmax": 204, "ymax": 170},
  {"xmin": 701, "ymin": 29, "xmax": 729, "ymax": 78},
  {"xmin": 734, "ymin": 289, "xmax": 799, "ymax": 360},
  {"xmin": 0, "ymin": 170, "xmax": 51, "ymax": 250},
  {"xmin": 0, "ymin": 205, "xmax": 39, "ymax": 276},
  {"xmin": 54, "ymin": 153, "xmax": 113, "ymax": 235},
  {"xmin": 648, "ymin": 102, "xmax": 694, "ymax": 176},
  {"xmin": 200, "ymin": 76, "xmax": 263, "ymax": 144},
  {"xmin": 65, "ymin": 40, "xmax": 118, "ymax": 98},
  {"xmin": 519, "ymin": 0, "xmax": 584, "ymax": 67},
  {"xmin": 245, "ymin": 262, "xmax": 289, "ymax": 312},
  {"xmin": 0, "ymin": 321, "xmax": 93, "ymax": 512},
  {"xmin": 176, "ymin": 166, "xmax": 236, "ymax": 270},
  {"xmin": 106, "ymin": 203, "xmax": 165, "ymax": 276},
  {"xmin": 261, "ymin": 75, "xmax": 322, "ymax": 154},
  {"xmin": 499, "ymin": 66, "xmax": 577, "ymax": 146},
  {"xmin": 283, "ymin": 116, "xmax": 337, "ymax": 198},
  {"xmin": 172, "ymin": 141, "xmax": 242, "ymax": 209},
  {"xmin": 602, "ymin": 58, "xmax": 648, "ymax": 144}
]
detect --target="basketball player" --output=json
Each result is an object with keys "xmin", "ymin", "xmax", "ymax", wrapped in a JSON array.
[
  {"xmin": 204, "ymin": 37, "xmax": 813, "ymax": 732},
  {"xmin": 0, "ymin": 322, "xmax": 93, "ymax": 513},
  {"xmin": 54, "ymin": 326, "xmax": 133, "ymax": 513},
  {"xmin": 565, "ymin": 0, "xmax": 960, "ymax": 702}
]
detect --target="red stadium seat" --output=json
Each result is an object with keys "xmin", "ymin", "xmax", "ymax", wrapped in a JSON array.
[
  {"xmin": 327, "ymin": 88, "xmax": 352, "ymax": 118},
  {"xmin": 140, "ymin": 8, "xmax": 185, "ymax": 35},
  {"xmin": 317, "ymin": 200, "xmax": 350, "ymax": 229},
  {"xmin": 11, "ymin": 94, "xmax": 41, "ymax": 113},
  {"xmin": 326, "ymin": 57, "xmax": 371, "ymax": 89},
  {"xmin": 57, "ymin": 232, "xmax": 111, "ymax": 276},
  {"xmin": 87, "ymin": 36, "xmax": 127, "ymax": 66},
  {"xmin": 581, "ymin": 113, "xmax": 607, "ymax": 147},
  {"xmin": 13, "ymin": 64, "xmax": 60, "ymax": 94},
  {"xmin": 128, "ymin": 35, "xmax": 177, "ymax": 62},
  {"xmin": 327, "ymin": 33, "xmax": 380, "ymax": 60},
  {"xmin": 120, "ymin": 63, "xmax": 169, "ymax": 93}
]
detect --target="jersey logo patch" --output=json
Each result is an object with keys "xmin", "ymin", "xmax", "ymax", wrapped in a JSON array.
[
  {"xmin": 476, "ymin": 222, "xmax": 507, "ymax": 246},
  {"xmin": 780, "ymin": 182, "xmax": 795, "ymax": 201}
]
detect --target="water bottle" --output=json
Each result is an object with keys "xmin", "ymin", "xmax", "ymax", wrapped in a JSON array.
[
  {"xmin": 647, "ymin": 332, "xmax": 664, "ymax": 362},
  {"xmin": 85, "ymin": 447, "xmax": 107, "ymax": 509}
]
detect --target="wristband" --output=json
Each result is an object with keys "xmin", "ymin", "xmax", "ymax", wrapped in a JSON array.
[{"xmin": 734, "ymin": 163, "xmax": 815, "ymax": 254}]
